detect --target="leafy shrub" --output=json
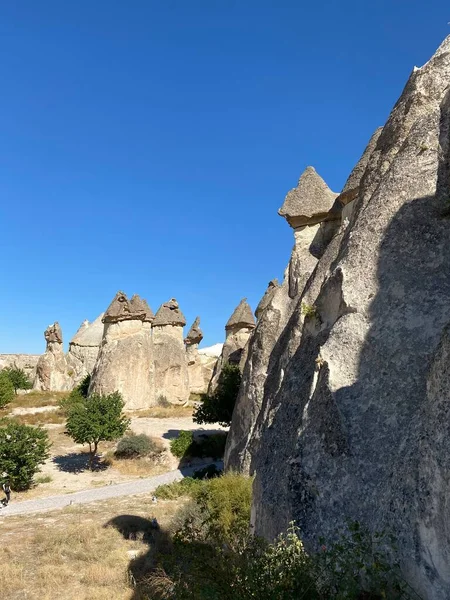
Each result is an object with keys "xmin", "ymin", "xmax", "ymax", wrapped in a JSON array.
[
  {"xmin": 77, "ymin": 373, "xmax": 91, "ymax": 398},
  {"xmin": 3, "ymin": 367, "xmax": 32, "ymax": 395},
  {"xmin": 58, "ymin": 374, "xmax": 91, "ymax": 414},
  {"xmin": 155, "ymin": 477, "xmax": 203, "ymax": 500},
  {"xmin": 0, "ymin": 371, "xmax": 14, "ymax": 408},
  {"xmin": 0, "ymin": 422, "xmax": 51, "ymax": 490},
  {"xmin": 170, "ymin": 430, "xmax": 194, "ymax": 458},
  {"xmin": 193, "ymin": 363, "xmax": 241, "ymax": 427},
  {"xmin": 301, "ymin": 302, "xmax": 319, "ymax": 319},
  {"xmin": 196, "ymin": 433, "xmax": 227, "ymax": 459},
  {"xmin": 115, "ymin": 433, "xmax": 164, "ymax": 459},
  {"xmin": 65, "ymin": 391, "xmax": 130, "ymax": 468},
  {"xmin": 170, "ymin": 431, "xmax": 228, "ymax": 460}
]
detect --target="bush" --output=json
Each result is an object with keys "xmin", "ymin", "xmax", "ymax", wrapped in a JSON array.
[
  {"xmin": 170, "ymin": 430, "xmax": 194, "ymax": 458},
  {"xmin": 77, "ymin": 373, "xmax": 91, "ymax": 398},
  {"xmin": 65, "ymin": 391, "xmax": 130, "ymax": 468},
  {"xmin": 115, "ymin": 433, "xmax": 164, "ymax": 459},
  {"xmin": 155, "ymin": 477, "xmax": 203, "ymax": 500},
  {"xmin": 0, "ymin": 371, "xmax": 14, "ymax": 408},
  {"xmin": 170, "ymin": 431, "xmax": 228, "ymax": 460},
  {"xmin": 3, "ymin": 367, "xmax": 32, "ymax": 395},
  {"xmin": 193, "ymin": 363, "xmax": 241, "ymax": 427},
  {"xmin": 0, "ymin": 422, "xmax": 51, "ymax": 490}
]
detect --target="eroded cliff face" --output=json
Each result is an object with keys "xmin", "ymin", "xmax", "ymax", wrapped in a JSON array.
[
  {"xmin": 33, "ymin": 322, "xmax": 73, "ymax": 391},
  {"xmin": 89, "ymin": 292, "xmax": 155, "ymax": 409},
  {"xmin": 228, "ymin": 35, "xmax": 450, "ymax": 600}
]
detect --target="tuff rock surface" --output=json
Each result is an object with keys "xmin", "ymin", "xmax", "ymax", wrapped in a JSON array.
[
  {"xmin": 226, "ymin": 36, "xmax": 450, "ymax": 600},
  {"xmin": 208, "ymin": 298, "xmax": 256, "ymax": 394},
  {"xmin": 185, "ymin": 317, "xmax": 217, "ymax": 395},
  {"xmin": 66, "ymin": 314, "xmax": 104, "ymax": 384},
  {"xmin": 153, "ymin": 299, "xmax": 190, "ymax": 403},
  {"xmin": 0, "ymin": 354, "xmax": 40, "ymax": 381},
  {"xmin": 33, "ymin": 323, "xmax": 73, "ymax": 391},
  {"xmin": 89, "ymin": 292, "xmax": 155, "ymax": 409}
]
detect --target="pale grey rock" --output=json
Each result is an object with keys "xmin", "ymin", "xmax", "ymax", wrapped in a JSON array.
[
  {"xmin": 66, "ymin": 314, "xmax": 104, "ymax": 384},
  {"xmin": 89, "ymin": 293, "xmax": 155, "ymax": 409},
  {"xmin": 255, "ymin": 280, "xmax": 279, "ymax": 321},
  {"xmin": 33, "ymin": 322, "xmax": 73, "ymax": 391},
  {"xmin": 0, "ymin": 354, "xmax": 40, "ymax": 381},
  {"xmin": 246, "ymin": 35, "xmax": 450, "ymax": 600},
  {"xmin": 208, "ymin": 299, "xmax": 256, "ymax": 394},
  {"xmin": 278, "ymin": 166, "xmax": 339, "ymax": 228},
  {"xmin": 184, "ymin": 317, "xmax": 214, "ymax": 395},
  {"xmin": 153, "ymin": 299, "xmax": 189, "ymax": 403}
]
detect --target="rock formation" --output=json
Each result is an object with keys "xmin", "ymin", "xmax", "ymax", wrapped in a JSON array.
[
  {"xmin": 66, "ymin": 314, "xmax": 104, "ymax": 384},
  {"xmin": 0, "ymin": 354, "xmax": 40, "ymax": 381},
  {"xmin": 152, "ymin": 298, "xmax": 190, "ymax": 403},
  {"xmin": 208, "ymin": 298, "xmax": 256, "ymax": 394},
  {"xmin": 33, "ymin": 322, "xmax": 73, "ymax": 391},
  {"xmin": 226, "ymin": 36, "xmax": 450, "ymax": 600},
  {"xmin": 89, "ymin": 292, "xmax": 155, "ymax": 409},
  {"xmin": 185, "ymin": 317, "xmax": 217, "ymax": 395},
  {"xmin": 225, "ymin": 168, "xmax": 338, "ymax": 473}
]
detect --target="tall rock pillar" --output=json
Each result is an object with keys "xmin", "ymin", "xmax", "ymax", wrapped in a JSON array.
[{"xmin": 89, "ymin": 291, "xmax": 155, "ymax": 409}]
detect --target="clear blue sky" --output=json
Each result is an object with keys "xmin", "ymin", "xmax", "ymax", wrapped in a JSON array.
[{"xmin": 1, "ymin": 1, "xmax": 449, "ymax": 353}]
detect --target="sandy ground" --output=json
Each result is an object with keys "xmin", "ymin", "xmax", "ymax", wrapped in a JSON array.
[{"xmin": 13, "ymin": 414, "xmax": 227, "ymax": 502}]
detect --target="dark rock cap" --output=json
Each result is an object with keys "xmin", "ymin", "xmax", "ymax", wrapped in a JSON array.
[
  {"xmin": 153, "ymin": 298, "xmax": 187, "ymax": 327},
  {"xmin": 185, "ymin": 316, "xmax": 203, "ymax": 345},
  {"xmin": 103, "ymin": 291, "xmax": 154, "ymax": 323},
  {"xmin": 44, "ymin": 322, "xmax": 63, "ymax": 344},
  {"xmin": 278, "ymin": 166, "xmax": 338, "ymax": 228},
  {"xmin": 226, "ymin": 298, "xmax": 256, "ymax": 331},
  {"xmin": 255, "ymin": 279, "xmax": 279, "ymax": 320}
]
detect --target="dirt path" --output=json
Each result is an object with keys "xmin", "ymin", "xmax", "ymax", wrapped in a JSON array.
[{"xmin": 0, "ymin": 461, "xmax": 223, "ymax": 518}]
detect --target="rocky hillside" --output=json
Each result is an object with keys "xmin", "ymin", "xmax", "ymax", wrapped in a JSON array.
[{"xmin": 225, "ymin": 36, "xmax": 450, "ymax": 600}]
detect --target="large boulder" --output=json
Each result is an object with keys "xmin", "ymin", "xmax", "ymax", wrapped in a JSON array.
[
  {"xmin": 33, "ymin": 323, "xmax": 73, "ymax": 391},
  {"xmin": 66, "ymin": 314, "xmax": 104, "ymax": 384},
  {"xmin": 238, "ymin": 36, "xmax": 450, "ymax": 600},
  {"xmin": 152, "ymin": 298, "xmax": 189, "ymax": 403},
  {"xmin": 89, "ymin": 292, "xmax": 155, "ymax": 409}
]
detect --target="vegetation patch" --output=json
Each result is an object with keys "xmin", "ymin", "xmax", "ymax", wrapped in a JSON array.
[{"xmin": 193, "ymin": 363, "xmax": 241, "ymax": 427}]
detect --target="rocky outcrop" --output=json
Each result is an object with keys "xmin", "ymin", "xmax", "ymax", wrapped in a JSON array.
[
  {"xmin": 185, "ymin": 317, "xmax": 217, "ymax": 395},
  {"xmin": 33, "ymin": 323, "xmax": 73, "ymax": 391},
  {"xmin": 208, "ymin": 299, "xmax": 256, "ymax": 394},
  {"xmin": 225, "ymin": 167, "xmax": 339, "ymax": 473},
  {"xmin": 66, "ymin": 314, "xmax": 104, "ymax": 384},
  {"xmin": 0, "ymin": 354, "xmax": 40, "ymax": 381},
  {"xmin": 152, "ymin": 298, "xmax": 189, "ymax": 403},
  {"xmin": 89, "ymin": 292, "xmax": 155, "ymax": 409},
  {"xmin": 228, "ymin": 36, "xmax": 450, "ymax": 600}
]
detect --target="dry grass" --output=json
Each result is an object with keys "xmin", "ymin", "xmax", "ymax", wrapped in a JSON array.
[
  {"xmin": 0, "ymin": 495, "xmax": 184, "ymax": 600},
  {"xmin": 8, "ymin": 391, "xmax": 69, "ymax": 410},
  {"xmin": 8, "ymin": 409, "xmax": 66, "ymax": 426},
  {"xmin": 127, "ymin": 405, "xmax": 193, "ymax": 419},
  {"xmin": 104, "ymin": 455, "xmax": 170, "ymax": 478}
]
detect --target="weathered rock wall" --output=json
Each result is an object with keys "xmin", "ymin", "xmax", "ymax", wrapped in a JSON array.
[
  {"xmin": 0, "ymin": 354, "xmax": 40, "ymax": 381},
  {"xmin": 90, "ymin": 319, "xmax": 155, "ymax": 409},
  {"xmin": 238, "ymin": 36, "xmax": 450, "ymax": 600},
  {"xmin": 153, "ymin": 324, "xmax": 190, "ymax": 403}
]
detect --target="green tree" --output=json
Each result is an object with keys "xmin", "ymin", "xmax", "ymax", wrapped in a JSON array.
[
  {"xmin": 3, "ymin": 367, "xmax": 32, "ymax": 395},
  {"xmin": 0, "ymin": 422, "xmax": 51, "ymax": 490},
  {"xmin": 65, "ymin": 391, "xmax": 130, "ymax": 468},
  {"xmin": 58, "ymin": 373, "xmax": 91, "ymax": 414},
  {"xmin": 193, "ymin": 363, "xmax": 241, "ymax": 427},
  {"xmin": 0, "ymin": 371, "xmax": 15, "ymax": 408}
]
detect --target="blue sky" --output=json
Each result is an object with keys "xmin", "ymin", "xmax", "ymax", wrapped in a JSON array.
[{"xmin": 1, "ymin": 1, "xmax": 449, "ymax": 353}]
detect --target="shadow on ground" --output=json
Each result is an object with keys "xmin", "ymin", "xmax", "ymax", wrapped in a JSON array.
[
  {"xmin": 52, "ymin": 452, "xmax": 108, "ymax": 473},
  {"xmin": 106, "ymin": 514, "xmax": 173, "ymax": 599}
]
